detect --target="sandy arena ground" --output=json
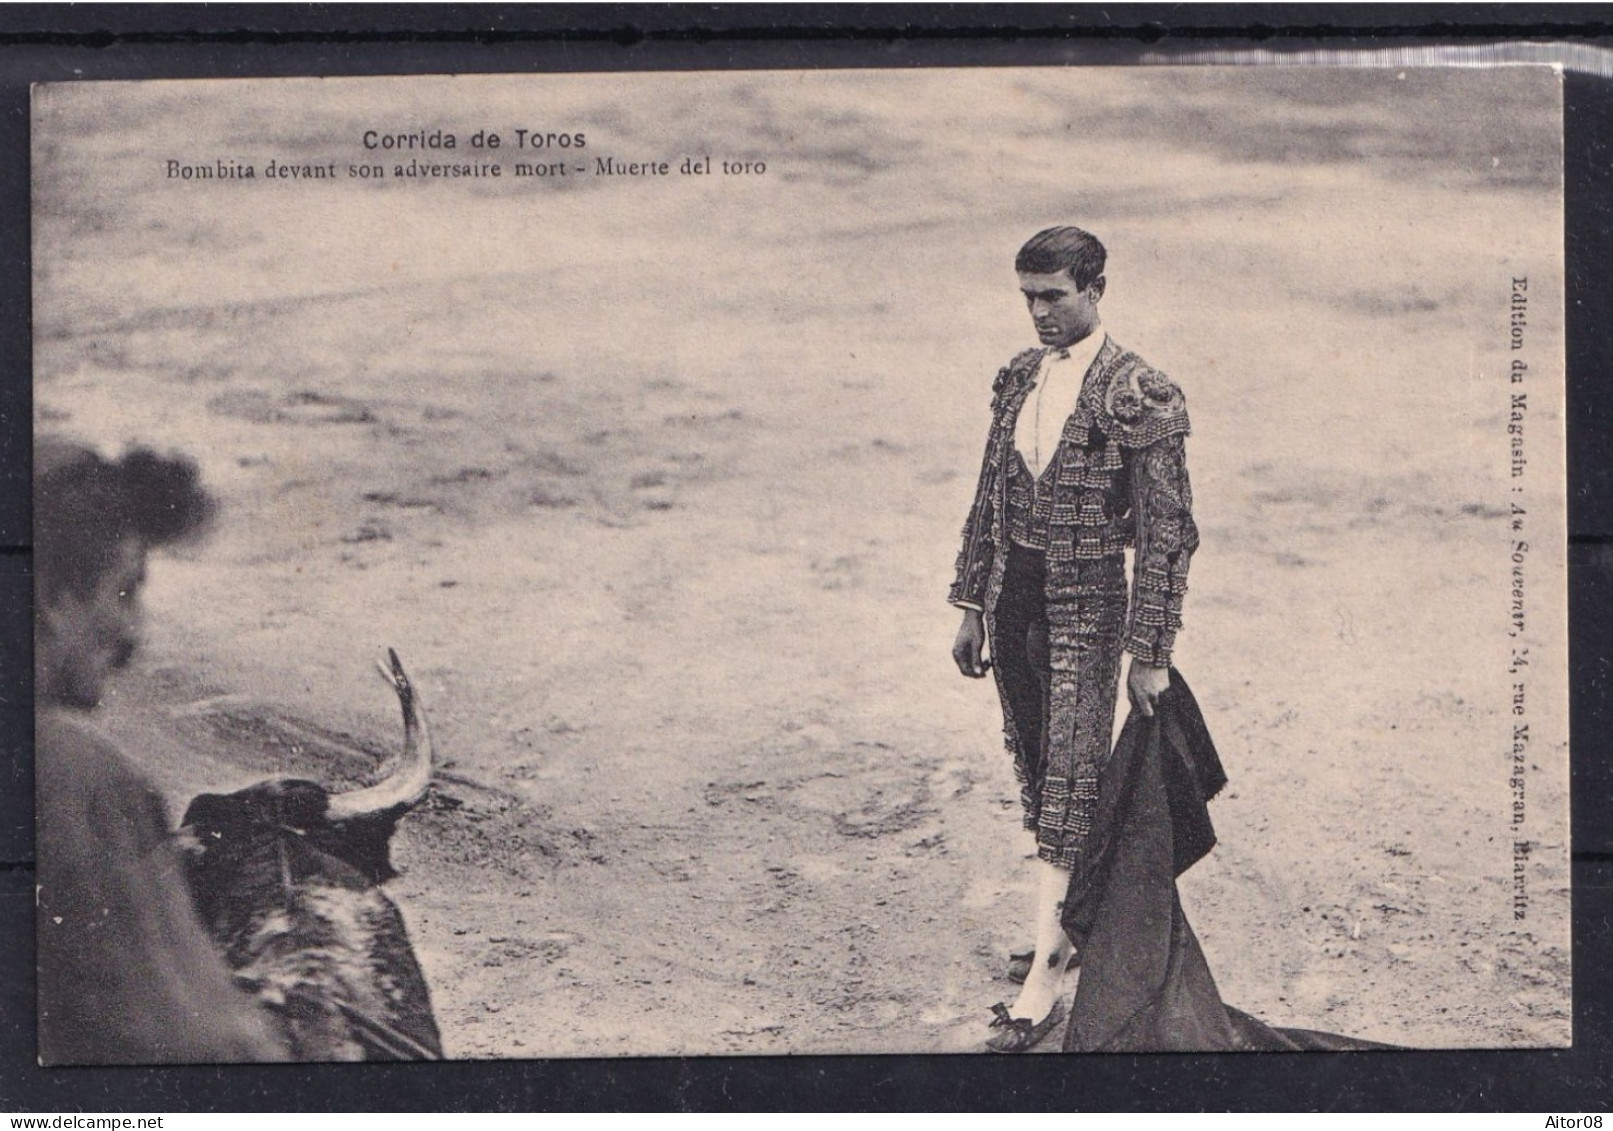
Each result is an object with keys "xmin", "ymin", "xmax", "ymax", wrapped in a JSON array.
[{"xmin": 32, "ymin": 67, "xmax": 1569, "ymax": 1055}]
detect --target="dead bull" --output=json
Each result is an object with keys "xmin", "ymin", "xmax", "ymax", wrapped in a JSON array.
[{"xmin": 180, "ymin": 650, "xmax": 443, "ymax": 1060}]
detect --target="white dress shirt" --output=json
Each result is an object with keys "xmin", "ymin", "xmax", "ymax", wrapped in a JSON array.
[{"xmin": 1014, "ymin": 326, "xmax": 1107, "ymax": 478}]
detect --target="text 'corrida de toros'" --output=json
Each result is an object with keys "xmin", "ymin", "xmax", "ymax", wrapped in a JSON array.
[{"xmin": 362, "ymin": 129, "xmax": 585, "ymax": 151}]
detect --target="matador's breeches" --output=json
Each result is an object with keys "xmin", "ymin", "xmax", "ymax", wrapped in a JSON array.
[{"xmin": 990, "ymin": 544, "xmax": 1128, "ymax": 870}]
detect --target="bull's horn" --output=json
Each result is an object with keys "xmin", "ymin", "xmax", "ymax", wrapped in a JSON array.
[{"xmin": 325, "ymin": 649, "xmax": 436, "ymax": 821}]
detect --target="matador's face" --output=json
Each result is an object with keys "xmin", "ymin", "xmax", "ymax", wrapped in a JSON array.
[{"xmin": 1018, "ymin": 269, "xmax": 1104, "ymax": 350}]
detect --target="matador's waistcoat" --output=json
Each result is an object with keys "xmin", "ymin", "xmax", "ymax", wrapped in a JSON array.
[{"xmin": 950, "ymin": 336, "xmax": 1198, "ymax": 858}]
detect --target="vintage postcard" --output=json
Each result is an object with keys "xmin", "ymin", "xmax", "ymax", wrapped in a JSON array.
[{"xmin": 31, "ymin": 66, "xmax": 1567, "ymax": 1061}]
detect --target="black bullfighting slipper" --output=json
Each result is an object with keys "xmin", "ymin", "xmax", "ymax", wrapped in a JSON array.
[{"xmin": 984, "ymin": 997, "xmax": 1069, "ymax": 1054}]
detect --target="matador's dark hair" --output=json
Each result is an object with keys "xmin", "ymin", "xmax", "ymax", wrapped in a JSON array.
[
  {"xmin": 1015, "ymin": 226, "xmax": 1107, "ymax": 291},
  {"xmin": 35, "ymin": 440, "xmax": 216, "ymax": 602}
]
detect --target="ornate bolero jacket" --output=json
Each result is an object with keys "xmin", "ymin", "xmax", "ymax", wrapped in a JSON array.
[{"xmin": 949, "ymin": 337, "xmax": 1199, "ymax": 666}]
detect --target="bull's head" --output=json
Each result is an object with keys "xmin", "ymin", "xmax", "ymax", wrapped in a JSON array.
[
  {"xmin": 180, "ymin": 649, "xmax": 435, "ymax": 901},
  {"xmin": 179, "ymin": 649, "xmax": 445, "ymax": 1060}
]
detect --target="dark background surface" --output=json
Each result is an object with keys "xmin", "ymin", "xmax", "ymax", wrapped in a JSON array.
[{"xmin": 0, "ymin": 3, "xmax": 1611, "ymax": 1111}]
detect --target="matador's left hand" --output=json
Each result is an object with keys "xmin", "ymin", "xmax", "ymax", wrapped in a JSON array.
[{"xmin": 1127, "ymin": 659, "xmax": 1171, "ymax": 718}]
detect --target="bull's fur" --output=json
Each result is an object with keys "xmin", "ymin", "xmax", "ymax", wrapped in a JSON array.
[{"xmin": 181, "ymin": 652, "xmax": 442, "ymax": 1061}]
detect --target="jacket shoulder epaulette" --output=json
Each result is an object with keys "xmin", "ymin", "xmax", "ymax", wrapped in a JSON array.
[{"xmin": 1098, "ymin": 349, "xmax": 1191, "ymax": 448}]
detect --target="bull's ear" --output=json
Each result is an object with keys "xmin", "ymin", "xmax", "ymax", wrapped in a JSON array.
[{"xmin": 323, "ymin": 809, "xmax": 404, "ymax": 885}]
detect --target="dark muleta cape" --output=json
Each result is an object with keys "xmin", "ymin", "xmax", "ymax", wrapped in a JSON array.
[{"xmin": 1059, "ymin": 671, "xmax": 1394, "ymax": 1052}]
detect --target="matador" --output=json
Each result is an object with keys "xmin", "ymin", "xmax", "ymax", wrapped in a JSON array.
[{"xmin": 949, "ymin": 226, "xmax": 1199, "ymax": 1052}]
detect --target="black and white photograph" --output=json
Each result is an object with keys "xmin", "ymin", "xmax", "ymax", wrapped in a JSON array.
[{"xmin": 31, "ymin": 64, "xmax": 1569, "ymax": 1062}]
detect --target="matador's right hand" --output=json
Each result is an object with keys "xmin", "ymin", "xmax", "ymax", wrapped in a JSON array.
[{"xmin": 952, "ymin": 609, "xmax": 990, "ymax": 679}]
